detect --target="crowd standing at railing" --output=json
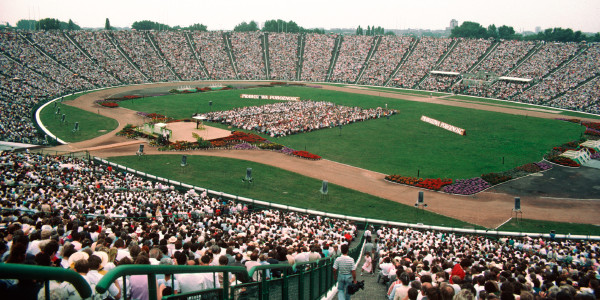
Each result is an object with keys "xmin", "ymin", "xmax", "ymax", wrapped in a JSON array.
[
  {"xmin": 205, "ymin": 100, "xmax": 395, "ymax": 137},
  {"xmin": 0, "ymin": 151, "xmax": 358, "ymax": 299},
  {"xmin": 370, "ymin": 226, "xmax": 600, "ymax": 300},
  {"xmin": 230, "ymin": 32, "xmax": 266, "ymax": 80}
]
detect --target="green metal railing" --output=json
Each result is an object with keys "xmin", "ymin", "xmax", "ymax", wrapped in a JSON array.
[
  {"xmin": 0, "ymin": 230, "xmax": 365, "ymax": 300},
  {"xmin": 0, "ymin": 263, "xmax": 92, "ymax": 299}
]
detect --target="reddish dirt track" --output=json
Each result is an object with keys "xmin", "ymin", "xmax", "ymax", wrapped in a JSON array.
[{"xmin": 49, "ymin": 81, "xmax": 600, "ymax": 229}]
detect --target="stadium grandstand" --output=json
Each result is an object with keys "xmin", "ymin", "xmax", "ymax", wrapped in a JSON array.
[{"xmin": 1, "ymin": 30, "xmax": 600, "ymax": 300}]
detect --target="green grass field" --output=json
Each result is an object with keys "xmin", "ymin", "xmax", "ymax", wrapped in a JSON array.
[
  {"xmin": 107, "ymin": 155, "xmax": 476, "ymax": 228},
  {"xmin": 40, "ymin": 102, "xmax": 119, "ymax": 143},
  {"xmin": 118, "ymin": 86, "xmax": 585, "ymax": 179},
  {"xmin": 497, "ymin": 218, "xmax": 600, "ymax": 236}
]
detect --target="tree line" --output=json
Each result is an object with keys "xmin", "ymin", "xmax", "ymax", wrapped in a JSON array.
[
  {"xmin": 5, "ymin": 18, "xmax": 599, "ymax": 42},
  {"xmin": 451, "ymin": 21, "xmax": 600, "ymax": 42}
]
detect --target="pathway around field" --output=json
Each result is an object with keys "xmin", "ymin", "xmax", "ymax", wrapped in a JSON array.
[{"xmin": 51, "ymin": 81, "xmax": 600, "ymax": 228}]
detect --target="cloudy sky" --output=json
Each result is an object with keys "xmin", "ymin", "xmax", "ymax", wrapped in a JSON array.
[{"xmin": 1, "ymin": 0, "xmax": 599, "ymax": 33}]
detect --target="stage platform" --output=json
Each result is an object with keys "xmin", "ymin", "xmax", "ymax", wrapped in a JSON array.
[{"xmin": 165, "ymin": 121, "xmax": 232, "ymax": 142}]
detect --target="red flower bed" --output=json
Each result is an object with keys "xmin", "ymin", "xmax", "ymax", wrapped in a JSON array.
[
  {"xmin": 124, "ymin": 95, "xmax": 141, "ymax": 99},
  {"xmin": 225, "ymin": 131, "xmax": 266, "ymax": 143},
  {"xmin": 481, "ymin": 172, "xmax": 512, "ymax": 185},
  {"xmin": 384, "ymin": 175, "xmax": 452, "ymax": 191},
  {"xmin": 415, "ymin": 178, "xmax": 453, "ymax": 190},
  {"xmin": 515, "ymin": 163, "xmax": 542, "ymax": 173},
  {"xmin": 292, "ymin": 150, "xmax": 321, "ymax": 160},
  {"xmin": 100, "ymin": 101, "xmax": 119, "ymax": 108},
  {"xmin": 582, "ymin": 121, "xmax": 600, "ymax": 131},
  {"xmin": 549, "ymin": 156, "xmax": 580, "ymax": 167}
]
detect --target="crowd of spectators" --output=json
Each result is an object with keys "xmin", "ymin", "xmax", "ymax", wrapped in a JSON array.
[
  {"xmin": 300, "ymin": 33, "xmax": 337, "ymax": 82},
  {"xmin": 516, "ymin": 44, "xmax": 600, "ymax": 105},
  {"xmin": 191, "ymin": 31, "xmax": 236, "ymax": 80},
  {"xmin": 152, "ymin": 31, "xmax": 206, "ymax": 81},
  {"xmin": 1, "ymin": 31, "xmax": 600, "ymax": 147},
  {"xmin": 548, "ymin": 77, "xmax": 600, "ymax": 113},
  {"xmin": 370, "ymin": 226, "xmax": 600, "ymax": 300},
  {"xmin": 267, "ymin": 33, "xmax": 299, "ymax": 81},
  {"xmin": 473, "ymin": 40, "xmax": 536, "ymax": 76},
  {"xmin": 205, "ymin": 100, "xmax": 395, "ymax": 137},
  {"xmin": 111, "ymin": 31, "xmax": 177, "ymax": 82},
  {"xmin": 359, "ymin": 36, "xmax": 413, "ymax": 86},
  {"xmin": 70, "ymin": 31, "xmax": 148, "ymax": 85},
  {"xmin": 392, "ymin": 37, "xmax": 452, "ymax": 88},
  {"xmin": 331, "ymin": 35, "xmax": 374, "ymax": 83},
  {"xmin": 0, "ymin": 151, "xmax": 358, "ymax": 299},
  {"xmin": 28, "ymin": 31, "xmax": 120, "ymax": 88},
  {"xmin": 230, "ymin": 32, "xmax": 266, "ymax": 80},
  {"xmin": 419, "ymin": 38, "xmax": 491, "ymax": 92},
  {"xmin": 0, "ymin": 32, "xmax": 92, "ymax": 92}
]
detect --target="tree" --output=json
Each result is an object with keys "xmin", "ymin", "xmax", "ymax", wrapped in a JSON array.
[
  {"xmin": 131, "ymin": 20, "xmax": 170, "ymax": 31},
  {"xmin": 105, "ymin": 18, "xmax": 112, "ymax": 30},
  {"xmin": 487, "ymin": 24, "xmax": 498, "ymax": 39},
  {"xmin": 38, "ymin": 18, "xmax": 61, "ymax": 30},
  {"xmin": 67, "ymin": 19, "xmax": 76, "ymax": 30},
  {"xmin": 356, "ymin": 25, "xmax": 363, "ymax": 35},
  {"xmin": 498, "ymin": 25, "xmax": 516, "ymax": 39},
  {"xmin": 450, "ymin": 21, "xmax": 487, "ymax": 38},
  {"xmin": 16, "ymin": 19, "xmax": 38, "ymax": 30},
  {"xmin": 234, "ymin": 21, "xmax": 259, "ymax": 32},
  {"xmin": 185, "ymin": 23, "xmax": 207, "ymax": 31}
]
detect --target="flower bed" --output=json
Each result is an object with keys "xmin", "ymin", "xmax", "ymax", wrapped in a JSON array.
[
  {"xmin": 384, "ymin": 175, "xmax": 452, "ymax": 191},
  {"xmin": 257, "ymin": 142, "xmax": 284, "ymax": 150},
  {"xmin": 292, "ymin": 150, "xmax": 321, "ymax": 160},
  {"xmin": 99, "ymin": 101, "xmax": 118, "ymax": 108},
  {"xmin": 548, "ymin": 156, "xmax": 580, "ymax": 167},
  {"xmin": 481, "ymin": 172, "xmax": 512, "ymax": 185},
  {"xmin": 442, "ymin": 178, "xmax": 491, "ymax": 195}
]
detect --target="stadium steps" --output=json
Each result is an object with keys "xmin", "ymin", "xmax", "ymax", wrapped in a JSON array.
[
  {"xmin": 296, "ymin": 33, "xmax": 306, "ymax": 81},
  {"xmin": 326, "ymin": 35, "xmax": 343, "ymax": 82},
  {"xmin": 144, "ymin": 32, "xmax": 181, "ymax": 81},
  {"xmin": 384, "ymin": 37, "xmax": 419, "ymax": 86},
  {"xmin": 63, "ymin": 32, "xmax": 124, "ymax": 85},
  {"xmin": 544, "ymin": 72, "xmax": 600, "ymax": 105},
  {"xmin": 19, "ymin": 33, "xmax": 99, "ymax": 88},
  {"xmin": 103, "ymin": 32, "xmax": 151, "ymax": 82},
  {"xmin": 222, "ymin": 33, "xmax": 240, "ymax": 79},
  {"xmin": 0, "ymin": 51, "xmax": 62, "ymax": 86},
  {"xmin": 467, "ymin": 40, "xmax": 499, "ymax": 73},
  {"xmin": 262, "ymin": 33, "xmax": 270, "ymax": 79},
  {"xmin": 183, "ymin": 32, "xmax": 210, "ymax": 79},
  {"xmin": 355, "ymin": 35, "xmax": 382, "ymax": 84}
]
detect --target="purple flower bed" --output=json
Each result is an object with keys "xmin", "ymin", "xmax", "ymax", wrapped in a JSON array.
[
  {"xmin": 233, "ymin": 143, "xmax": 257, "ymax": 150},
  {"xmin": 442, "ymin": 178, "xmax": 491, "ymax": 195},
  {"xmin": 535, "ymin": 162, "xmax": 553, "ymax": 171},
  {"xmin": 279, "ymin": 147, "xmax": 295, "ymax": 155},
  {"xmin": 592, "ymin": 152, "xmax": 600, "ymax": 159}
]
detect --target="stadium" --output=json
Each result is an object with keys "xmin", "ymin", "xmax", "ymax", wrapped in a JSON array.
[{"xmin": 1, "ymin": 15, "xmax": 600, "ymax": 300}]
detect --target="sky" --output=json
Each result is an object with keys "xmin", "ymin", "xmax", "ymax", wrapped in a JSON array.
[{"xmin": 0, "ymin": 0, "xmax": 599, "ymax": 33}]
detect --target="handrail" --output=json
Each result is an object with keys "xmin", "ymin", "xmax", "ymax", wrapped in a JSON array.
[{"xmin": 0, "ymin": 263, "xmax": 92, "ymax": 298}]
